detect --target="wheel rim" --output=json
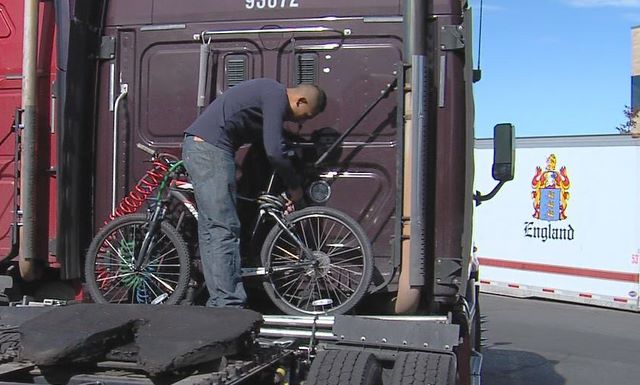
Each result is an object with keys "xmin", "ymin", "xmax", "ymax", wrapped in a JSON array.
[
  {"xmin": 266, "ymin": 213, "xmax": 367, "ymax": 314},
  {"xmin": 93, "ymin": 221, "xmax": 184, "ymax": 304}
]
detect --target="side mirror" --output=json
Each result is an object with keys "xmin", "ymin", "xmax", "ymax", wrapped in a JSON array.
[
  {"xmin": 474, "ymin": 123, "xmax": 516, "ymax": 206},
  {"xmin": 492, "ymin": 123, "xmax": 515, "ymax": 182}
]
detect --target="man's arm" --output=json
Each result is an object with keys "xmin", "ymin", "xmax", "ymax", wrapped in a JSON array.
[{"xmin": 261, "ymin": 88, "xmax": 301, "ymax": 192}]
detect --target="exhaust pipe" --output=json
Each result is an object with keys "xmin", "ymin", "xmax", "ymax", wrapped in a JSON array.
[
  {"xmin": 395, "ymin": 0, "xmax": 428, "ymax": 314},
  {"xmin": 19, "ymin": 0, "xmax": 43, "ymax": 281}
]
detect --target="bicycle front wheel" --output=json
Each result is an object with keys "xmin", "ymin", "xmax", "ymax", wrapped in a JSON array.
[
  {"xmin": 261, "ymin": 206, "xmax": 373, "ymax": 315},
  {"xmin": 84, "ymin": 214, "xmax": 190, "ymax": 305}
]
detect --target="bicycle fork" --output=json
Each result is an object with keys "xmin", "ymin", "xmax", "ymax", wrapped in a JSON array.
[{"xmin": 134, "ymin": 202, "xmax": 165, "ymax": 271}]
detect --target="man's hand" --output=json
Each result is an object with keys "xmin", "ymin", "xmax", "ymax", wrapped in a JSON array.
[{"xmin": 285, "ymin": 187, "xmax": 304, "ymax": 214}]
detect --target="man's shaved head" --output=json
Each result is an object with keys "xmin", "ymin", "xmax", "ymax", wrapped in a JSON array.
[
  {"xmin": 295, "ymin": 84, "xmax": 327, "ymax": 114},
  {"xmin": 287, "ymin": 84, "xmax": 328, "ymax": 121}
]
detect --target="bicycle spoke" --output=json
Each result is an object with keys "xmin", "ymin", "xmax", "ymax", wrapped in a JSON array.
[
  {"xmin": 278, "ymin": 233, "xmax": 299, "ymax": 250},
  {"xmin": 270, "ymin": 254, "xmax": 300, "ymax": 264},
  {"xmin": 96, "ymin": 272, "xmax": 136, "ymax": 283},
  {"xmin": 315, "ymin": 217, "xmax": 322, "ymax": 250},
  {"xmin": 146, "ymin": 264, "xmax": 182, "ymax": 269},
  {"xmin": 153, "ymin": 232, "xmax": 170, "ymax": 252},
  {"xmin": 117, "ymin": 228, "xmax": 137, "ymax": 257},
  {"xmin": 324, "ymin": 227, "xmax": 347, "ymax": 254},
  {"xmin": 143, "ymin": 278, "xmax": 163, "ymax": 301},
  {"xmin": 327, "ymin": 246, "xmax": 362, "ymax": 258},
  {"xmin": 275, "ymin": 245, "xmax": 299, "ymax": 260},
  {"xmin": 307, "ymin": 219, "xmax": 316, "ymax": 251},
  {"xmin": 144, "ymin": 232, "xmax": 172, "ymax": 263},
  {"xmin": 333, "ymin": 264, "xmax": 366, "ymax": 268},
  {"xmin": 94, "ymin": 261, "xmax": 125, "ymax": 267},
  {"xmin": 285, "ymin": 274, "xmax": 308, "ymax": 305},
  {"xmin": 329, "ymin": 263, "xmax": 363, "ymax": 276},
  {"xmin": 320, "ymin": 273, "xmax": 344, "ymax": 304},
  {"xmin": 298, "ymin": 221, "xmax": 310, "ymax": 250},
  {"xmin": 323, "ymin": 272, "xmax": 357, "ymax": 294},
  {"xmin": 146, "ymin": 246, "xmax": 178, "ymax": 267},
  {"xmin": 148, "ymin": 272, "xmax": 176, "ymax": 292},
  {"xmin": 318, "ymin": 221, "xmax": 337, "ymax": 251},
  {"xmin": 327, "ymin": 231, "xmax": 355, "ymax": 256},
  {"xmin": 331, "ymin": 256, "xmax": 365, "ymax": 265},
  {"xmin": 295, "ymin": 278, "xmax": 309, "ymax": 309},
  {"xmin": 272, "ymin": 272, "xmax": 304, "ymax": 286},
  {"xmin": 281, "ymin": 283, "xmax": 300, "ymax": 306},
  {"xmin": 113, "ymin": 287, "xmax": 130, "ymax": 304},
  {"xmin": 104, "ymin": 239, "xmax": 133, "ymax": 268},
  {"xmin": 304, "ymin": 277, "xmax": 318, "ymax": 311},
  {"xmin": 321, "ymin": 274, "xmax": 352, "ymax": 302},
  {"xmin": 102, "ymin": 272, "xmax": 132, "ymax": 303},
  {"xmin": 146, "ymin": 271, "xmax": 179, "ymax": 285},
  {"xmin": 328, "ymin": 264, "xmax": 357, "ymax": 283}
]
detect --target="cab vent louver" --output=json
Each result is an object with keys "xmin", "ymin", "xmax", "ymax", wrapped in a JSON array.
[
  {"xmin": 295, "ymin": 53, "xmax": 317, "ymax": 85},
  {"xmin": 225, "ymin": 56, "xmax": 248, "ymax": 88}
]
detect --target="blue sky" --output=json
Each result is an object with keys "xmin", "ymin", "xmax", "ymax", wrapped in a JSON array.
[{"xmin": 470, "ymin": 0, "xmax": 637, "ymax": 138}]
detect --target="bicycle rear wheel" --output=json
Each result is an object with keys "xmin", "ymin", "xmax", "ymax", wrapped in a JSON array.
[
  {"xmin": 85, "ymin": 214, "xmax": 190, "ymax": 304},
  {"xmin": 261, "ymin": 206, "xmax": 373, "ymax": 315}
]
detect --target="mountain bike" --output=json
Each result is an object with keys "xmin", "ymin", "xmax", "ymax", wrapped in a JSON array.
[{"xmin": 84, "ymin": 144, "xmax": 373, "ymax": 315}]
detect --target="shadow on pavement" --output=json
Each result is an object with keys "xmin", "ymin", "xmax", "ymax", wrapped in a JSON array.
[{"xmin": 482, "ymin": 347, "xmax": 565, "ymax": 385}]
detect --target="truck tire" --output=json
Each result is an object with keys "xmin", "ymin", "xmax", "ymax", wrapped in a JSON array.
[
  {"xmin": 306, "ymin": 350, "xmax": 382, "ymax": 385},
  {"xmin": 391, "ymin": 352, "xmax": 456, "ymax": 385},
  {"xmin": 85, "ymin": 214, "xmax": 190, "ymax": 305},
  {"xmin": 261, "ymin": 206, "xmax": 373, "ymax": 315}
]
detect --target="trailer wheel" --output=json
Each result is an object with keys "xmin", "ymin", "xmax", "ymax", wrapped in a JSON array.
[
  {"xmin": 85, "ymin": 214, "xmax": 190, "ymax": 305},
  {"xmin": 306, "ymin": 350, "xmax": 382, "ymax": 385},
  {"xmin": 261, "ymin": 206, "xmax": 373, "ymax": 315},
  {"xmin": 391, "ymin": 352, "xmax": 456, "ymax": 385}
]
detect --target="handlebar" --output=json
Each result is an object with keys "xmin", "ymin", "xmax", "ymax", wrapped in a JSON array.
[
  {"xmin": 136, "ymin": 142, "xmax": 181, "ymax": 165},
  {"xmin": 136, "ymin": 142, "xmax": 156, "ymax": 156}
]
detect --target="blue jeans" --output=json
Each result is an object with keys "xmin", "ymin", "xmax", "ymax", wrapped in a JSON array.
[{"xmin": 182, "ymin": 136, "xmax": 247, "ymax": 307}]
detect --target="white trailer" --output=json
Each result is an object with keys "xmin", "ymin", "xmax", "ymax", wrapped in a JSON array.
[{"xmin": 474, "ymin": 134, "xmax": 640, "ymax": 311}]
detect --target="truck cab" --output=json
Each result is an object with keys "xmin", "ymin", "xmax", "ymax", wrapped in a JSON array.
[{"xmin": 0, "ymin": 1, "xmax": 515, "ymax": 384}]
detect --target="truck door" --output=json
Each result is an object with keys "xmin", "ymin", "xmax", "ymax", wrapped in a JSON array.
[
  {"xmin": 275, "ymin": 21, "xmax": 403, "ymax": 287},
  {"xmin": 94, "ymin": 22, "xmax": 267, "ymax": 227}
]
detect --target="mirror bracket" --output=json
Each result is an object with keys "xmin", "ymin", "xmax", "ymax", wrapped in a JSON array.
[{"xmin": 474, "ymin": 181, "xmax": 506, "ymax": 207}]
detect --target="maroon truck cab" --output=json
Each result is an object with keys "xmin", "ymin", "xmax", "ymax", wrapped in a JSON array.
[
  {"xmin": 0, "ymin": 1, "xmax": 520, "ymax": 384},
  {"xmin": 1, "ymin": 0, "xmax": 495, "ymax": 312}
]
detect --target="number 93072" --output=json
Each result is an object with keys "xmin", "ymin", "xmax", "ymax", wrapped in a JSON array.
[{"xmin": 245, "ymin": 0, "xmax": 300, "ymax": 9}]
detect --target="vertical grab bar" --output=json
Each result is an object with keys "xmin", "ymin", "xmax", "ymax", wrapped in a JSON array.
[
  {"xmin": 112, "ymin": 83, "xmax": 128, "ymax": 214},
  {"xmin": 196, "ymin": 41, "xmax": 210, "ymax": 114}
]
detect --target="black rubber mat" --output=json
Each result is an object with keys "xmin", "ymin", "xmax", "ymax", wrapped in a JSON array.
[
  {"xmin": 136, "ymin": 306, "xmax": 262, "ymax": 375},
  {"xmin": 18, "ymin": 304, "xmax": 262, "ymax": 374}
]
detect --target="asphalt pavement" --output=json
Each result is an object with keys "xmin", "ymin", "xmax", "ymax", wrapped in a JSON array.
[{"xmin": 480, "ymin": 293, "xmax": 640, "ymax": 385}]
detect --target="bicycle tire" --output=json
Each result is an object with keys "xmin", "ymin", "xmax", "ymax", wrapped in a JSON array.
[
  {"xmin": 261, "ymin": 206, "xmax": 373, "ymax": 315},
  {"xmin": 85, "ymin": 213, "xmax": 190, "ymax": 305}
]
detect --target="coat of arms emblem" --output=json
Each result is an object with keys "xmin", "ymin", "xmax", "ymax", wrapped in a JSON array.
[{"xmin": 531, "ymin": 154, "xmax": 570, "ymax": 221}]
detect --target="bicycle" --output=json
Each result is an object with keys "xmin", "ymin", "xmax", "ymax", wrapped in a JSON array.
[{"xmin": 84, "ymin": 144, "xmax": 373, "ymax": 315}]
